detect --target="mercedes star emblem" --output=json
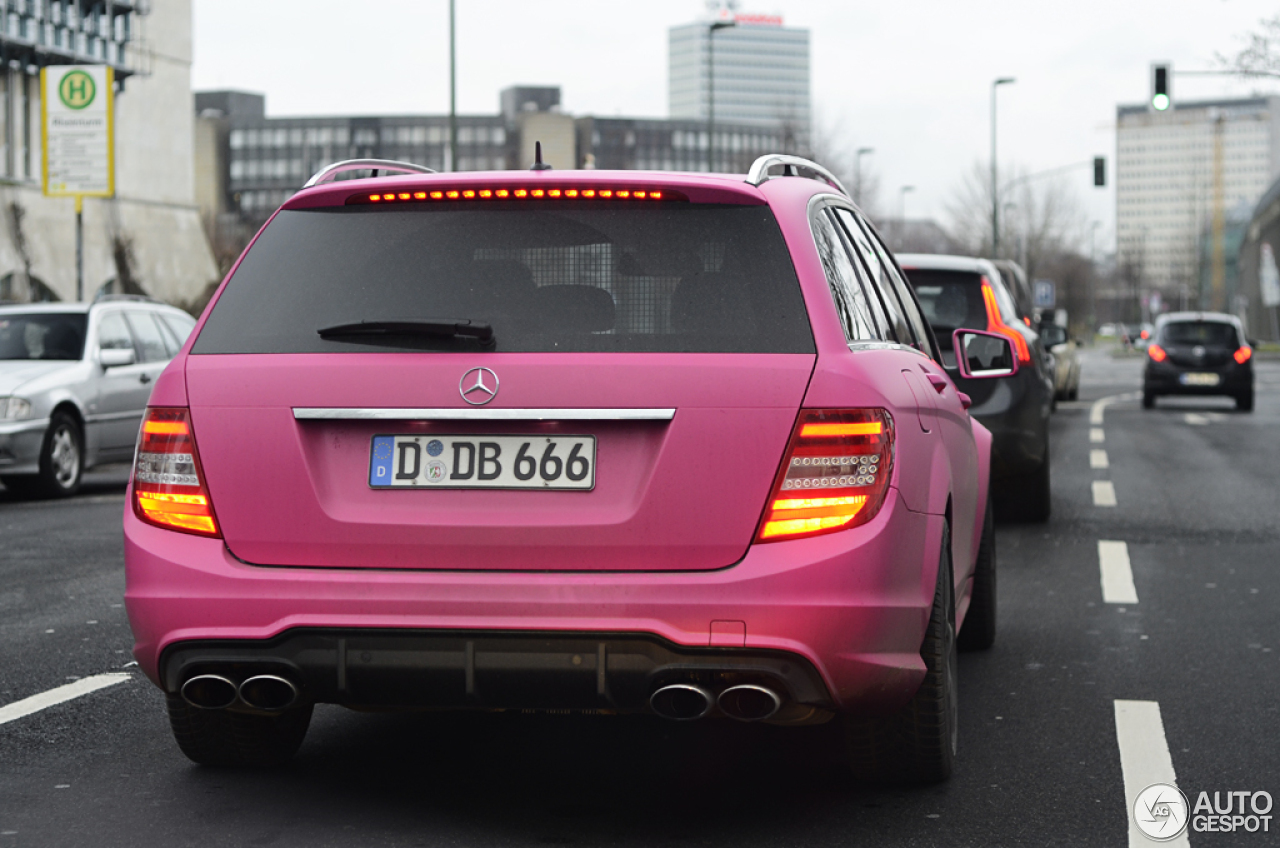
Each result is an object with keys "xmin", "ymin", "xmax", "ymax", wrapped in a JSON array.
[{"xmin": 459, "ymin": 367, "xmax": 499, "ymax": 405}]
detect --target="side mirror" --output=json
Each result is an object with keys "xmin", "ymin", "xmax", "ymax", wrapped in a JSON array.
[
  {"xmin": 953, "ymin": 329, "xmax": 1019, "ymax": 379},
  {"xmin": 100, "ymin": 347, "xmax": 136, "ymax": 368}
]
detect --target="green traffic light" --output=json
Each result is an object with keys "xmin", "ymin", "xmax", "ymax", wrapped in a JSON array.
[{"xmin": 1152, "ymin": 93, "xmax": 1170, "ymax": 111}]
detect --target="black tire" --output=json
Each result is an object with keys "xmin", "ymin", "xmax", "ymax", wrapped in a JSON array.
[
  {"xmin": 5, "ymin": 412, "xmax": 83, "ymax": 499},
  {"xmin": 1002, "ymin": 451, "xmax": 1051, "ymax": 523},
  {"xmin": 1067, "ymin": 376, "xmax": 1079, "ymax": 401},
  {"xmin": 166, "ymin": 693, "xmax": 312, "ymax": 767},
  {"xmin": 1142, "ymin": 390, "xmax": 1155, "ymax": 409},
  {"xmin": 1236, "ymin": 390, "xmax": 1254, "ymax": 412},
  {"xmin": 843, "ymin": 523, "xmax": 957, "ymax": 785},
  {"xmin": 957, "ymin": 498, "xmax": 996, "ymax": 652}
]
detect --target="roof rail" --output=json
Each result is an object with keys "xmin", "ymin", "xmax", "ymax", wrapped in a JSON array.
[
  {"xmin": 745, "ymin": 154, "xmax": 849, "ymax": 197},
  {"xmin": 95, "ymin": 293, "xmax": 164, "ymax": 305},
  {"xmin": 303, "ymin": 159, "xmax": 437, "ymax": 188}
]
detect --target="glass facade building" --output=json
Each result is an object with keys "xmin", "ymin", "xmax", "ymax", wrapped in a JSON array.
[{"xmin": 668, "ymin": 14, "xmax": 810, "ymax": 138}]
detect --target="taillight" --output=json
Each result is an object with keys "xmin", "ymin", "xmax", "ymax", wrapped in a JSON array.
[
  {"xmin": 132, "ymin": 408, "xmax": 220, "ymax": 538},
  {"xmin": 756, "ymin": 409, "xmax": 895, "ymax": 543},
  {"xmin": 1234, "ymin": 346, "xmax": 1253, "ymax": 364},
  {"xmin": 1148, "ymin": 344, "xmax": 1167, "ymax": 362},
  {"xmin": 980, "ymin": 279, "xmax": 1031, "ymax": 364}
]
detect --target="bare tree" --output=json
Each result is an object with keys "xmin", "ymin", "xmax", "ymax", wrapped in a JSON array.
[
  {"xmin": 944, "ymin": 160, "xmax": 1088, "ymax": 278},
  {"xmin": 1217, "ymin": 14, "xmax": 1280, "ymax": 76},
  {"xmin": 806, "ymin": 111, "xmax": 883, "ymax": 218}
]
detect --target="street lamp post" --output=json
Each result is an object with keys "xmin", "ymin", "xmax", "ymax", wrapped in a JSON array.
[
  {"xmin": 991, "ymin": 77, "xmax": 1015, "ymax": 255},
  {"xmin": 448, "ymin": 0, "xmax": 457, "ymax": 172},
  {"xmin": 707, "ymin": 18, "xmax": 736, "ymax": 172},
  {"xmin": 897, "ymin": 185, "xmax": 915, "ymax": 250},
  {"xmin": 1090, "ymin": 221, "xmax": 1101, "ymax": 333},
  {"xmin": 854, "ymin": 147, "xmax": 874, "ymax": 207}
]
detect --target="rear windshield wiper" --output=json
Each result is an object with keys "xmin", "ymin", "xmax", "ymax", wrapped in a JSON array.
[{"xmin": 318, "ymin": 318, "xmax": 494, "ymax": 345}]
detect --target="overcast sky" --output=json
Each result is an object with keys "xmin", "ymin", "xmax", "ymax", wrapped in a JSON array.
[{"xmin": 191, "ymin": 0, "xmax": 1280, "ymax": 251}]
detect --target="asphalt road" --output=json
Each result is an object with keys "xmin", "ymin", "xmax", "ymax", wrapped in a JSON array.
[{"xmin": 2, "ymin": 350, "xmax": 1278, "ymax": 847}]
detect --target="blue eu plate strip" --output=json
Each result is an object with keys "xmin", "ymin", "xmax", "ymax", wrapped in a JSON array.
[{"xmin": 370, "ymin": 436, "xmax": 395, "ymax": 487}]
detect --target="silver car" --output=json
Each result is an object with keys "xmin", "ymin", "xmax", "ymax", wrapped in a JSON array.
[{"xmin": 0, "ymin": 296, "xmax": 196, "ymax": 498}]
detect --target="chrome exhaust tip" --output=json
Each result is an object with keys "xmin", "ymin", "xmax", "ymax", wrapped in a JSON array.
[
  {"xmin": 238, "ymin": 675, "xmax": 299, "ymax": 711},
  {"xmin": 181, "ymin": 674, "xmax": 238, "ymax": 710},
  {"xmin": 649, "ymin": 683, "xmax": 714, "ymax": 721},
  {"xmin": 717, "ymin": 684, "xmax": 782, "ymax": 722}
]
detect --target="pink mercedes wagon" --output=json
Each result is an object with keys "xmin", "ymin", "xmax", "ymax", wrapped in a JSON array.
[{"xmin": 124, "ymin": 155, "xmax": 1018, "ymax": 783}]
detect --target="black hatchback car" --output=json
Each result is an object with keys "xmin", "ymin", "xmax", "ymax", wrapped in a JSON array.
[
  {"xmin": 1143, "ymin": 312, "xmax": 1254, "ymax": 411},
  {"xmin": 898, "ymin": 254, "xmax": 1055, "ymax": 521}
]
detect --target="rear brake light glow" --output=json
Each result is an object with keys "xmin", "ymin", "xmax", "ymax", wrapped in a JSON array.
[
  {"xmin": 349, "ymin": 187, "xmax": 687, "ymax": 205},
  {"xmin": 132, "ymin": 407, "xmax": 220, "ymax": 538},
  {"xmin": 1148, "ymin": 344, "xmax": 1167, "ymax": 362},
  {"xmin": 756, "ymin": 409, "xmax": 895, "ymax": 543},
  {"xmin": 980, "ymin": 279, "xmax": 1031, "ymax": 364},
  {"xmin": 1234, "ymin": 346, "xmax": 1253, "ymax": 364}
]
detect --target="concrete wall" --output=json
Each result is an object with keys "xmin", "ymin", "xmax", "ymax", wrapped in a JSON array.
[{"xmin": 0, "ymin": 0, "xmax": 217, "ymax": 307}]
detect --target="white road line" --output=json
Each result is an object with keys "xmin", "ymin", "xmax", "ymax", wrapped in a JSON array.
[
  {"xmin": 0, "ymin": 673, "xmax": 131, "ymax": 727},
  {"xmin": 1114, "ymin": 700, "xmax": 1189, "ymax": 848},
  {"xmin": 1090, "ymin": 427, "xmax": 1106, "ymax": 443},
  {"xmin": 1093, "ymin": 480, "xmax": 1118, "ymax": 507},
  {"xmin": 1090, "ymin": 391, "xmax": 1141, "ymax": 426},
  {"xmin": 1098, "ymin": 540, "xmax": 1139, "ymax": 604},
  {"xmin": 1185, "ymin": 413, "xmax": 1210, "ymax": 426},
  {"xmin": 1090, "ymin": 449, "xmax": 1110, "ymax": 469}
]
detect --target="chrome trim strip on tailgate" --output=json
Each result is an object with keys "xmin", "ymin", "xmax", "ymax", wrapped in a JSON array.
[{"xmin": 293, "ymin": 408, "xmax": 676, "ymax": 421}]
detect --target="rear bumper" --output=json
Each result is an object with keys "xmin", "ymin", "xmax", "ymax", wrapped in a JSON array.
[
  {"xmin": 125, "ymin": 487, "xmax": 942, "ymax": 715},
  {"xmin": 1144, "ymin": 361, "xmax": 1252, "ymax": 396}
]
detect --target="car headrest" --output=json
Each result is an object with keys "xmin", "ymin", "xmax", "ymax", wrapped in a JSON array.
[{"xmin": 533, "ymin": 285, "xmax": 615, "ymax": 333}]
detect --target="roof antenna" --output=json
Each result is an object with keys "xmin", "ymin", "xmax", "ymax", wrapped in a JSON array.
[{"xmin": 530, "ymin": 140, "xmax": 553, "ymax": 171}]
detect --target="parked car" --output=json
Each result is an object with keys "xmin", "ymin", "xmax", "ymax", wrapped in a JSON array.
[
  {"xmin": 1038, "ymin": 322, "xmax": 1081, "ymax": 401},
  {"xmin": 1143, "ymin": 311, "xmax": 1254, "ymax": 411},
  {"xmin": 124, "ymin": 155, "xmax": 1019, "ymax": 784},
  {"xmin": 0, "ymin": 297, "xmax": 196, "ymax": 498},
  {"xmin": 896, "ymin": 254, "xmax": 1055, "ymax": 522}
]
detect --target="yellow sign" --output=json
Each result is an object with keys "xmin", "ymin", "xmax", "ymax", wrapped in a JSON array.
[{"xmin": 41, "ymin": 65, "xmax": 115, "ymax": 198}]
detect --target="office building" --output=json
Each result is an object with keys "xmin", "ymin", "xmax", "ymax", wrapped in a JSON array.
[
  {"xmin": 1115, "ymin": 96, "xmax": 1280, "ymax": 310},
  {"xmin": 0, "ymin": 0, "xmax": 216, "ymax": 305},
  {"xmin": 668, "ymin": 7, "xmax": 809, "ymax": 142}
]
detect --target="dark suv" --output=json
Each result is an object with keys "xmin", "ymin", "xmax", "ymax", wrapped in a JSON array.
[
  {"xmin": 1143, "ymin": 312, "xmax": 1254, "ymax": 411},
  {"xmin": 897, "ymin": 254, "xmax": 1055, "ymax": 522}
]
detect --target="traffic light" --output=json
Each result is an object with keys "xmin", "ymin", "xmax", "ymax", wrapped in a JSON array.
[
  {"xmin": 1094, "ymin": 156, "xmax": 1106, "ymax": 187},
  {"xmin": 1151, "ymin": 64, "xmax": 1171, "ymax": 111}
]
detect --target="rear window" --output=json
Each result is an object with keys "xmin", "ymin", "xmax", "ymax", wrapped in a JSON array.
[
  {"xmin": 901, "ymin": 269, "xmax": 988, "ymax": 333},
  {"xmin": 192, "ymin": 204, "xmax": 814, "ymax": 354},
  {"xmin": 1160, "ymin": 321, "xmax": 1239, "ymax": 347}
]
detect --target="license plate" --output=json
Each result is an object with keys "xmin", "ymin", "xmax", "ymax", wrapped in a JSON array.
[
  {"xmin": 1180, "ymin": 372, "xmax": 1220, "ymax": 386},
  {"xmin": 369, "ymin": 435, "xmax": 595, "ymax": 490}
]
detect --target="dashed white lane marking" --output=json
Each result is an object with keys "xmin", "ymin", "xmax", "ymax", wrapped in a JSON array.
[
  {"xmin": 0, "ymin": 673, "xmax": 131, "ymax": 727},
  {"xmin": 1093, "ymin": 480, "xmax": 1118, "ymax": 507},
  {"xmin": 1090, "ymin": 449, "xmax": 1110, "ymax": 469},
  {"xmin": 1114, "ymin": 700, "xmax": 1190, "ymax": 848},
  {"xmin": 1090, "ymin": 427, "xmax": 1106, "ymax": 443},
  {"xmin": 1090, "ymin": 391, "xmax": 1141, "ymax": 425},
  {"xmin": 1098, "ymin": 541, "xmax": 1139, "ymax": 604}
]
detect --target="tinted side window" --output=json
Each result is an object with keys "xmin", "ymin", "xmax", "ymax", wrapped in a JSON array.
[
  {"xmin": 826, "ymin": 210, "xmax": 894, "ymax": 339},
  {"xmin": 160, "ymin": 312, "xmax": 197, "ymax": 347},
  {"xmin": 812, "ymin": 212, "xmax": 883, "ymax": 342},
  {"xmin": 125, "ymin": 311, "xmax": 170, "ymax": 363},
  {"xmin": 857, "ymin": 216, "xmax": 937, "ymax": 358},
  {"xmin": 836, "ymin": 209, "xmax": 914, "ymax": 346},
  {"xmin": 96, "ymin": 312, "xmax": 134, "ymax": 352}
]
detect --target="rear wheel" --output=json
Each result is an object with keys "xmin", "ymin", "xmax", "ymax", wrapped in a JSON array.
[
  {"xmin": 843, "ymin": 523, "xmax": 957, "ymax": 785},
  {"xmin": 1001, "ymin": 452, "xmax": 1051, "ymax": 523},
  {"xmin": 1236, "ymin": 390, "xmax": 1254, "ymax": 412},
  {"xmin": 166, "ymin": 693, "xmax": 312, "ymax": 767},
  {"xmin": 1142, "ymin": 390, "xmax": 1155, "ymax": 409},
  {"xmin": 957, "ymin": 499, "xmax": 996, "ymax": 651}
]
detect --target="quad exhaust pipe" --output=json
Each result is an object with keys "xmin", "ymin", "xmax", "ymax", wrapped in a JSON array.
[
  {"xmin": 650, "ymin": 682, "xmax": 782, "ymax": 722},
  {"xmin": 180, "ymin": 673, "xmax": 299, "ymax": 712}
]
